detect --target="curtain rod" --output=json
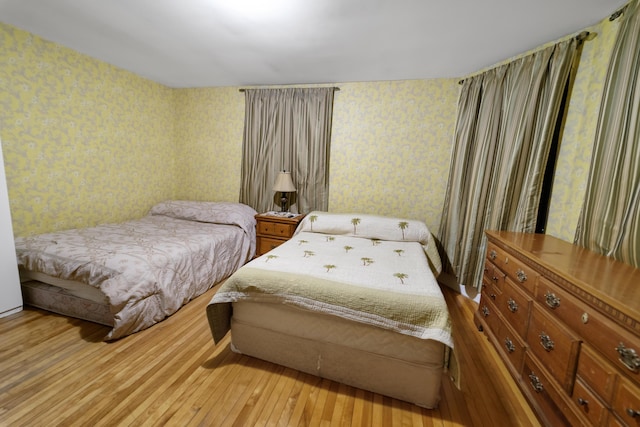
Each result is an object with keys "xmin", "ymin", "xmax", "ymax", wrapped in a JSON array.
[
  {"xmin": 610, "ymin": 4, "xmax": 627, "ymax": 21},
  {"xmin": 238, "ymin": 87, "xmax": 340, "ymax": 92},
  {"xmin": 458, "ymin": 31, "xmax": 591, "ymax": 85}
]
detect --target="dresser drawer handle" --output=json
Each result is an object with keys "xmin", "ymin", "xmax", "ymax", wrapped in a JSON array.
[
  {"xmin": 528, "ymin": 372, "xmax": 544, "ymax": 393},
  {"xmin": 627, "ymin": 408, "xmax": 640, "ymax": 418},
  {"xmin": 577, "ymin": 398, "xmax": 588, "ymax": 406},
  {"xmin": 616, "ymin": 342, "xmax": 640, "ymax": 372},
  {"xmin": 489, "ymin": 250, "xmax": 497, "ymax": 260},
  {"xmin": 539, "ymin": 332, "xmax": 555, "ymax": 351},
  {"xmin": 490, "ymin": 293, "xmax": 496, "ymax": 300},
  {"xmin": 507, "ymin": 298, "xmax": 518, "ymax": 313},
  {"xmin": 482, "ymin": 305, "xmax": 490, "ymax": 317},
  {"xmin": 504, "ymin": 338, "xmax": 515, "ymax": 353},
  {"xmin": 516, "ymin": 269, "xmax": 527, "ymax": 282},
  {"xmin": 544, "ymin": 291, "xmax": 561, "ymax": 309}
]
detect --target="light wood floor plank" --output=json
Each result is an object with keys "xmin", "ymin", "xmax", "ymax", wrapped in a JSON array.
[{"xmin": 0, "ymin": 283, "xmax": 541, "ymax": 426}]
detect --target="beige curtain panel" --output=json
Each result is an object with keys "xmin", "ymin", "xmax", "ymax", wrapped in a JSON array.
[
  {"xmin": 575, "ymin": 0, "xmax": 640, "ymax": 269},
  {"xmin": 239, "ymin": 88, "xmax": 335, "ymax": 214},
  {"xmin": 438, "ymin": 38, "xmax": 579, "ymax": 290}
]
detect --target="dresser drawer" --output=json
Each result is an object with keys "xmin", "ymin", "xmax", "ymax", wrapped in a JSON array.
[
  {"xmin": 481, "ymin": 275, "xmax": 503, "ymax": 309},
  {"xmin": 607, "ymin": 414, "xmax": 626, "ymax": 427},
  {"xmin": 577, "ymin": 344, "xmax": 616, "ymax": 403},
  {"xmin": 479, "ymin": 290, "xmax": 502, "ymax": 336},
  {"xmin": 257, "ymin": 221, "xmax": 296, "ymax": 237},
  {"xmin": 572, "ymin": 377, "xmax": 608, "ymax": 426},
  {"xmin": 522, "ymin": 353, "xmax": 572, "ymax": 426},
  {"xmin": 527, "ymin": 304, "xmax": 581, "ymax": 392},
  {"xmin": 497, "ymin": 277, "xmax": 532, "ymax": 340},
  {"xmin": 535, "ymin": 277, "xmax": 640, "ymax": 385},
  {"xmin": 611, "ymin": 376, "xmax": 640, "ymax": 426},
  {"xmin": 487, "ymin": 242, "xmax": 538, "ymax": 295},
  {"xmin": 495, "ymin": 321, "xmax": 527, "ymax": 376},
  {"xmin": 485, "ymin": 259, "xmax": 507, "ymax": 291}
]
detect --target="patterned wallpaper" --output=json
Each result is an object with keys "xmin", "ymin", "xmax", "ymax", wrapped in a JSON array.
[
  {"xmin": 0, "ymin": 12, "xmax": 621, "ymax": 243},
  {"xmin": 546, "ymin": 17, "xmax": 621, "ymax": 241},
  {"xmin": 329, "ymin": 80, "xmax": 458, "ymax": 232},
  {"xmin": 174, "ymin": 88, "xmax": 245, "ymax": 202},
  {"xmin": 175, "ymin": 81, "xmax": 460, "ymax": 234},
  {"xmin": 0, "ymin": 24, "xmax": 177, "ymax": 237}
]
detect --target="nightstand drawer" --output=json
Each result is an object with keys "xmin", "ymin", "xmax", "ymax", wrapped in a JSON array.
[
  {"xmin": 258, "ymin": 237, "xmax": 285, "ymax": 254},
  {"xmin": 254, "ymin": 213, "xmax": 305, "ymax": 257},
  {"xmin": 258, "ymin": 221, "xmax": 296, "ymax": 237}
]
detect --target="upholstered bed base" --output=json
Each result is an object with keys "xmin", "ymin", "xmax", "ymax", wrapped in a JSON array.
[
  {"xmin": 21, "ymin": 280, "xmax": 113, "ymax": 326},
  {"xmin": 229, "ymin": 301, "xmax": 445, "ymax": 408}
]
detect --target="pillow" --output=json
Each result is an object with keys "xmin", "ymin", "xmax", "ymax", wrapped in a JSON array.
[
  {"xmin": 148, "ymin": 201, "xmax": 257, "ymax": 234},
  {"xmin": 297, "ymin": 211, "xmax": 430, "ymax": 243}
]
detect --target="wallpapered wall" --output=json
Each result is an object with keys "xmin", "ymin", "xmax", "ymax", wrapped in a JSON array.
[
  {"xmin": 0, "ymin": 24, "xmax": 177, "ymax": 237},
  {"xmin": 546, "ymin": 17, "xmax": 620, "ymax": 241},
  {"xmin": 329, "ymin": 81, "xmax": 458, "ymax": 232},
  {"xmin": 0, "ymin": 12, "xmax": 622, "ymax": 243},
  {"xmin": 175, "ymin": 80, "xmax": 460, "ymax": 233},
  {"xmin": 174, "ymin": 88, "xmax": 245, "ymax": 203}
]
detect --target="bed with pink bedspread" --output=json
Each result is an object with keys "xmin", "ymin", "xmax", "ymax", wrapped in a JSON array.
[{"xmin": 15, "ymin": 201, "xmax": 257, "ymax": 340}]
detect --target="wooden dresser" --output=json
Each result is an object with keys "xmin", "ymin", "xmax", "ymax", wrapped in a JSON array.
[
  {"xmin": 475, "ymin": 231, "xmax": 640, "ymax": 426},
  {"xmin": 254, "ymin": 213, "xmax": 305, "ymax": 257}
]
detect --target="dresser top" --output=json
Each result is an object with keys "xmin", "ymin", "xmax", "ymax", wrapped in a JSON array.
[{"xmin": 486, "ymin": 231, "xmax": 640, "ymax": 323}]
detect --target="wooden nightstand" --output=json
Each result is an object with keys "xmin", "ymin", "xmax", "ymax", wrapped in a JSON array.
[{"xmin": 255, "ymin": 213, "xmax": 305, "ymax": 256}]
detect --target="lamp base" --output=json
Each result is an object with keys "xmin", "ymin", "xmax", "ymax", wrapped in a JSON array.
[{"xmin": 280, "ymin": 192, "xmax": 288, "ymax": 212}]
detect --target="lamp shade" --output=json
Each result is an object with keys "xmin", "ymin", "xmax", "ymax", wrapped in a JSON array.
[{"xmin": 273, "ymin": 171, "xmax": 296, "ymax": 192}]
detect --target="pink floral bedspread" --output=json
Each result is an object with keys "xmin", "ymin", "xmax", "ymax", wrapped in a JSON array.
[{"xmin": 15, "ymin": 201, "xmax": 257, "ymax": 340}]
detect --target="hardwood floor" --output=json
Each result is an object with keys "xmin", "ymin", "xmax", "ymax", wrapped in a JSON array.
[{"xmin": 0, "ymin": 283, "xmax": 540, "ymax": 426}]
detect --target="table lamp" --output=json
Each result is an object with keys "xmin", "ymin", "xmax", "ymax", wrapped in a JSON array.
[{"xmin": 273, "ymin": 171, "xmax": 296, "ymax": 212}]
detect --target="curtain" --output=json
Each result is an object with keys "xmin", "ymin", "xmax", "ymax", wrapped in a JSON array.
[
  {"xmin": 438, "ymin": 38, "xmax": 579, "ymax": 290},
  {"xmin": 239, "ymin": 88, "xmax": 335, "ymax": 214},
  {"xmin": 575, "ymin": 0, "xmax": 640, "ymax": 268}
]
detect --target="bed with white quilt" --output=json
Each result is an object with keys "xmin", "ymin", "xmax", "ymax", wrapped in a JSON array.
[
  {"xmin": 207, "ymin": 211, "xmax": 455, "ymax": 408},
  {"xmin": 15, "ymin": 201, "xmax": 257, "ymax": 340}
]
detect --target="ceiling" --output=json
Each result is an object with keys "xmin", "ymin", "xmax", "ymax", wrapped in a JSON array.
[{"xmin": 0, "ymin": 0, "xmax": 629, "ymax": 88}]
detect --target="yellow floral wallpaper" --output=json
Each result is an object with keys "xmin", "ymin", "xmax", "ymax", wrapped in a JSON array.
[
  {"xmin": 546, "ymin": 17, "xmax": 621, "ymax": 241},
  {"xmin": 174, "ymin": 87, "xmax": 245, "ymax": 202},
  {"xmin": 0, "ymin": 24, "xmax": 177, "ymax": 237},
  {"xmin": 175, "ymin": 81, "xmax": 460, "ymax": 233},
  {"xmin": 329, "ymin": 80, "xmax": 458, "ymax": 232},
  {"xmin": 0, "ymin": 9, "xmax": 622, "ymax": 244}
]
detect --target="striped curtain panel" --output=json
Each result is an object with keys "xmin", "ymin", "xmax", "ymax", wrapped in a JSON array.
[
  {"xmin": 438, "ymin": 38, "xmax": 579, "ymax": 290},
  {"xmin": 239, "ymin": 88, "xmax": 335, "ymax": 214},
  {"xmin": 575, "ymin": 0, "xmax": 640, "ymax": 268}
]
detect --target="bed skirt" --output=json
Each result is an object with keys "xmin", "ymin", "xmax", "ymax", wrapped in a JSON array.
[
  {"xmin": 21, "ymin": 280, "xmax": 113, "ymax": 326},
  {"xmin": 228, "ymin": 301, "xmax": 445, "ymax": 408}
]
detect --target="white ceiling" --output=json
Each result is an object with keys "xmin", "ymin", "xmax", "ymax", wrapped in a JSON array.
[{"xmin": 0, "ymin": 0, "xmax": 629, "ymax": 88}]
